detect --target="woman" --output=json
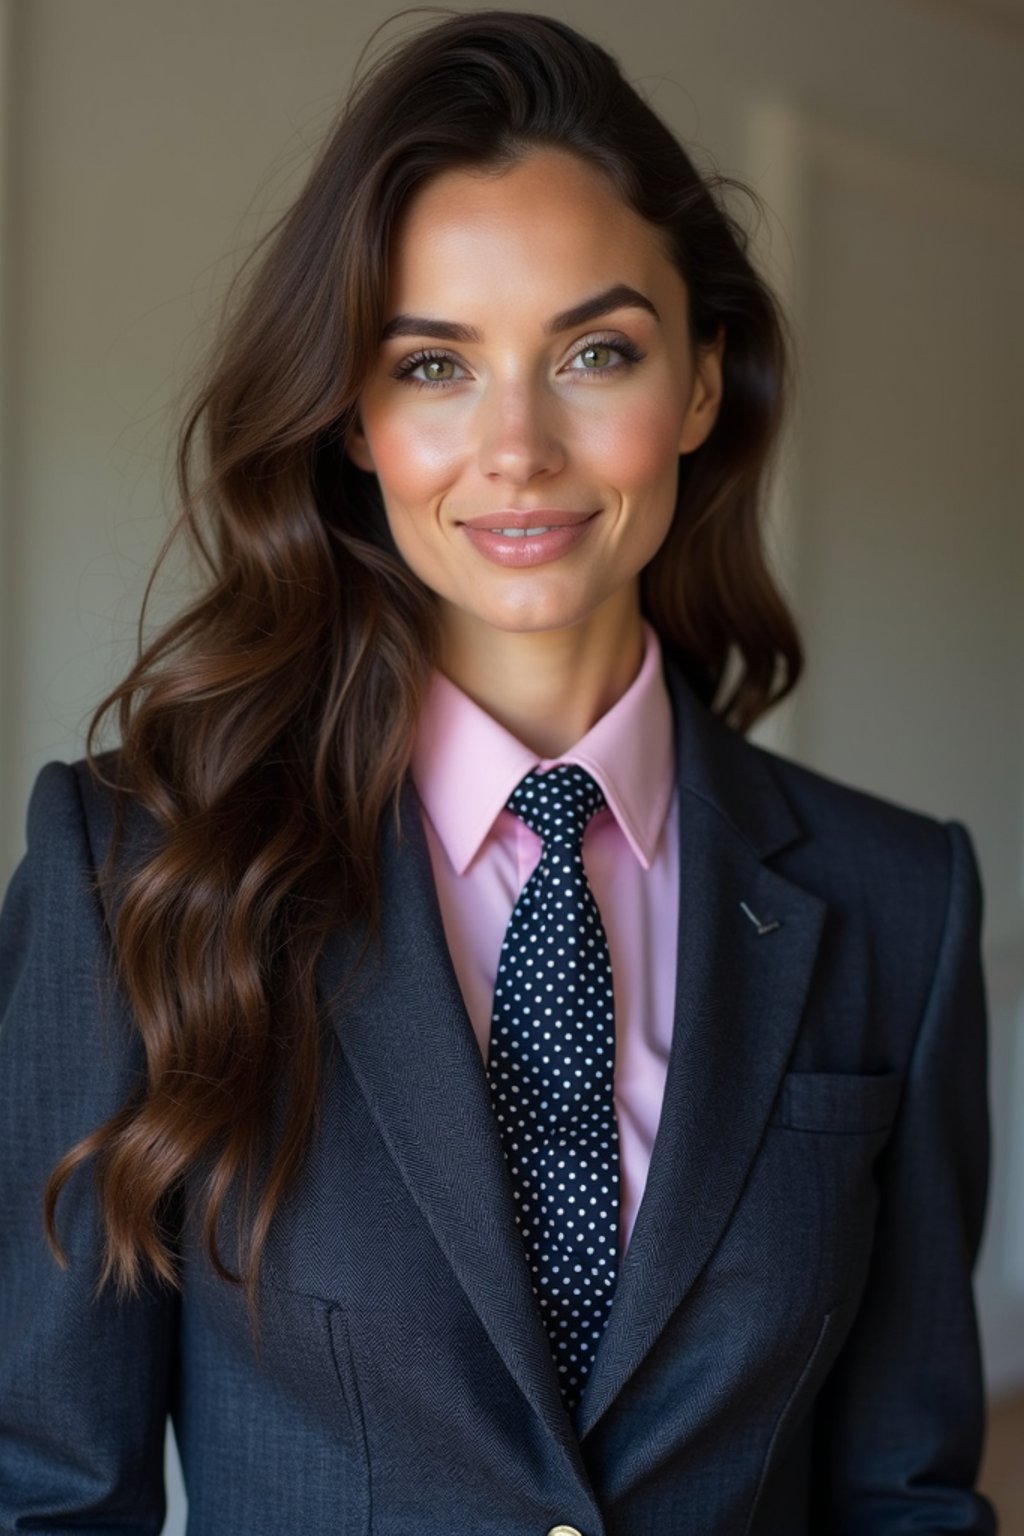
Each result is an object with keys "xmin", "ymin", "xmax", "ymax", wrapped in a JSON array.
[{"xmin": 0, "ymin": 9, "xmax": 995, "ymax": 1534}]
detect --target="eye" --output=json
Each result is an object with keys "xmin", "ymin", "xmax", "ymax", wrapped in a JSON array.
[
  {"xmin": 565, "ymin": 335, "xmax": 646, "ymax": 376},
  {"xmin": 390, "ymin": 334, "xmax": 646, "ymax": 390},
  {"xmin": 391, "ymin": 350, "xmax": 469, "ymax": 389}
]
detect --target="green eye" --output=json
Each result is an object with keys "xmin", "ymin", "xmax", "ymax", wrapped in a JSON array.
[
  {"xmin": 392, "ymin": 350, "xmax": 467, "ymax": 387},
  {"xmin": 420, "ymin": 357, "xmax": 456, "ymax": 381},
  {"xmin": 568, "ymin": 337, "xmax": 645, "ymax": 374}
]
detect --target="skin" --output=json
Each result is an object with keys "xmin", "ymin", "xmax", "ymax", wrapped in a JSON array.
[{"xmin": 345, "ymin": 147, "xmax": 725, "ymax": 757}]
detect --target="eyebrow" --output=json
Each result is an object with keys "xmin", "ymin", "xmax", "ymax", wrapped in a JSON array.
[{"xmin": 380, "ymin": 282, "xmax": 660, "ymax": 343}]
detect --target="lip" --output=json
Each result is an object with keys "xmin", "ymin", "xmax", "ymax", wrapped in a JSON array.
[
  {"xmin": 458, "ymin": 509, "xmax": 597, "ymax": 530},
  {"xmin": 460, "ymin": 515, "xmax": 598, "ymax": 568}
]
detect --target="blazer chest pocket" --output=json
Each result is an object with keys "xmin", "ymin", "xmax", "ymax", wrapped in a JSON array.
[{"xmin": 769, "ymin": 1069, "xmax": 905, "ymax": 1134}]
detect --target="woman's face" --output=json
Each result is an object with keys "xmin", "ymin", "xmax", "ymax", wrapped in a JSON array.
[{"xmin": 346, "ymin": 146, "xmax": 723, "ymax": 651}]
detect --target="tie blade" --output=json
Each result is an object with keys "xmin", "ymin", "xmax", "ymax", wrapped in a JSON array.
[{"xmin": 487, "ymin": 762, "xmax": 619, "ymax": 1414}]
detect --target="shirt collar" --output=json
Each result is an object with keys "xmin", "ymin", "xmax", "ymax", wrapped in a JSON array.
[{"xmin": 410, "ymin": 618, "xmax": 676, "ymax": 875}]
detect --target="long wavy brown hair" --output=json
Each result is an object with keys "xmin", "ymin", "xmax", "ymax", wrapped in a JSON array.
[{"xmin": 43, "ymin": 6, "xmax": 803, "ymax": 1340}]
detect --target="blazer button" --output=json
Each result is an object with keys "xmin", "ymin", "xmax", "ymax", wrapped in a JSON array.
[{"xmin": 546, "ymin": 1527, "xmax": 584, "ymax": 1536}]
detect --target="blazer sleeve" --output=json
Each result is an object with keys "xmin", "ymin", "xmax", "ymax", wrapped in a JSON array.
[
  {"xmin": 809, "ymin": 818, "xmax": 998, "ymax": 1533},
  {"xmin": 0, "ymin": 760, "xmax": 178, "ymax": 1534}
]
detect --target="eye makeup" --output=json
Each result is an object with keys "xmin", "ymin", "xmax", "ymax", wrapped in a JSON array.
[{"xmin": 389, "ymin": 333, "xmax": 647, "ymax": 390}]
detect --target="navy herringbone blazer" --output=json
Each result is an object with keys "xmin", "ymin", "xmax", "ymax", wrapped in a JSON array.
[{"xmin": 0, "ymin": 655, "xmax": 997, "ymax": 1534}]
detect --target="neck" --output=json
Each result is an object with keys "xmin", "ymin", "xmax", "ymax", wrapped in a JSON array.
[{"xmin": 437, "ymin": 587, "xmax": 646, "ymax": 758}]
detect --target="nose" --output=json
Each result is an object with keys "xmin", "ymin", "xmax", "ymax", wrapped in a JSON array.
[{"xmin": 476, "ymin": 376, "xmax": 566, "ymax": 484}]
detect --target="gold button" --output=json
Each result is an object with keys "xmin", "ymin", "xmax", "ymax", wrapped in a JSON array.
[{"xmin": 546, "ymin": 1527, "xmax": 584, "ymax": 1536}]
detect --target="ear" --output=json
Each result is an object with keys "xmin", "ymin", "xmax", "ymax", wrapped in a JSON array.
[
  {"xmin": 343, "ymin": 413, "xmax": 376, "ymax": 473},
  {"xmin": 678, "ymin": 325, "xmax": 725, "ymax": 455}
]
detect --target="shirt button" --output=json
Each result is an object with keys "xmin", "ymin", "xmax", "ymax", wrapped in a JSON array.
[{"xmin": 546, "ymin": 1527, "xmax": 584, "ymax": 1536}]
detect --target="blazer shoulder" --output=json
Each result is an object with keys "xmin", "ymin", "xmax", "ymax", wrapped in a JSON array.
[
  {"xmin": 743, "ymin": 744, "xmax": 986, "ymax": 1057},
  {"xmin": 69, "ymin": 747, "xmax": 164, "ymax": 871},
  {"xmin": 750, "ymin": 735, "xmax": 964, "ymax": 865},
  {"xmin": 9, "ymin": 750, "xmax": 162, "ymax": 933},
  {"xmin": 742, "ymin": 736, "xmax": 983, "ymax": 941},
  {"xmin": 669, "ymin": 661, "xmax": 962, "ymax": 887}
]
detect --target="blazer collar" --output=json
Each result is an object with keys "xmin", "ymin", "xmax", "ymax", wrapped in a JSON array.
[{"xmin": 661, "ymin": 649, "xmax": 803, "ymax": 862}]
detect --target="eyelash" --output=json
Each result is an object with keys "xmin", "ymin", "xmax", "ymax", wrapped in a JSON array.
[{"xmin": 390, "ymin": 334, "xmax": 646, "ymax": 390}]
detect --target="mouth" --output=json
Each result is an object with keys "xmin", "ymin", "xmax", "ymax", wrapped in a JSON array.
[{"xmin": 459, "ymin": 514, "xmax": 599, "ymax": 569}]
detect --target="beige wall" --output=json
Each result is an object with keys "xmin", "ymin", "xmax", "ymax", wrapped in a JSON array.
[{"xmin": 2, "ymin": 2, "xmax": 1022, "ymax": 1526}]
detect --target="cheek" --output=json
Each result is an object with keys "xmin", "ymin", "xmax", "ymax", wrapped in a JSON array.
[
  {"xmin": 578, "ymin": 394, "xmax": 683, "ymax": 502},
  {"xmin": 363, "ymin": 411, "xmax": 463, "ymax": 508}
]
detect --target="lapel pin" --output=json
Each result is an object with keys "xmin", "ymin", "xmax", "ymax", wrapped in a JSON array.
[{"xmin": 739, "ymin": 900, "xmax": 782, "ymax": 936}]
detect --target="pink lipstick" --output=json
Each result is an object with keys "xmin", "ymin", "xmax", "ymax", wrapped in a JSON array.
[{"xmin": 458, "ymin": 510, "xmax": 598, "ymax": 568}]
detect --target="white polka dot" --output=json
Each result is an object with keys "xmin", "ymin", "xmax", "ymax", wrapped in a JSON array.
[{"xmin": 485, "ymin": 764, "xmax": 620, "ymax": 1417}]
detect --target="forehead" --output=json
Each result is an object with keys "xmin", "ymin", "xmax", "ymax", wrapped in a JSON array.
[{"xmin": 387, "ymin": 148, "xmax": 681, "ymax": 315}]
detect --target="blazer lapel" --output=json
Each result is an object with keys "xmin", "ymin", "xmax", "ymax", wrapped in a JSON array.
[
  {"xmin": 317, "ymin": 780, "xmax": 588, "ymax": 1480},
  {"xmin": 575, "ymin": 656, "xmax": 827, "ymax": 1436}
]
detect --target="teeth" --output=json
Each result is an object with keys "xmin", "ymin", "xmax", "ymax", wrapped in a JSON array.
[{"xmin": 488, "ymin": 526, "xmax": 553, "ymax": 537}]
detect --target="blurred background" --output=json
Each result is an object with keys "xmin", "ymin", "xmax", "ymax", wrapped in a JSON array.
[{"xmin": 0, "ymin": 0, "xmax": 1021, "ymax": 1529}]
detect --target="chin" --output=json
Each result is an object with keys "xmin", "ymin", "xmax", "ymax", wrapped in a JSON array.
[{"xmin": 475, "ymin": 591, "xmax": 596, "ymax": 634}]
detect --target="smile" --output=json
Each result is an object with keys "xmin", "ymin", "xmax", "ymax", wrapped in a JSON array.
[{"xmin": 460, "ymin": 515, "xmax": 598, "ymax": 568}]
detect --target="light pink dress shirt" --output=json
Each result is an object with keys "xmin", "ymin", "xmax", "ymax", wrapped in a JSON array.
[{"xmin": 409, "ymin": 617, "xmax": 679, "ymax": 1260}]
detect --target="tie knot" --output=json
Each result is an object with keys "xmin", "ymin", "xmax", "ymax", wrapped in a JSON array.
[{"xmin": 505, "ymin": 763, "xmax": 607, "ymax": 849}]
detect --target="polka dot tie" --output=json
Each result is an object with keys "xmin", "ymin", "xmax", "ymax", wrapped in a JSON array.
[{"xmin": 486, "ymin": 763, "xmax": 620, "ymax": 1418}]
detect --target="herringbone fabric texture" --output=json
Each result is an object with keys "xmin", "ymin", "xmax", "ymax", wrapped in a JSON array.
[{"xmin": 486, "ymin": 763, "xmax": 620, "ymax": 1416}]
